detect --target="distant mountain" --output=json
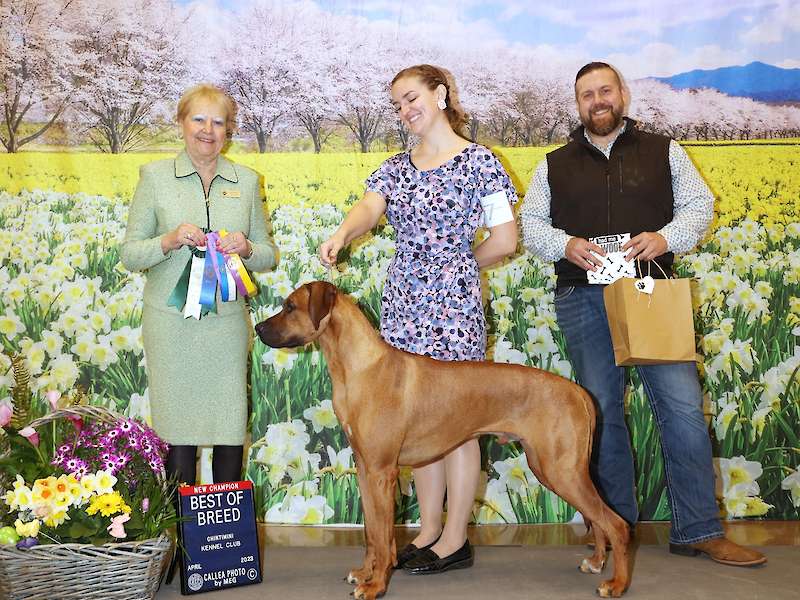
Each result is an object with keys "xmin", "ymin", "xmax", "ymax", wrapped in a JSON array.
[{"xmin": 653, "ymin": 61, "xmax": 800, "ymax": 103}]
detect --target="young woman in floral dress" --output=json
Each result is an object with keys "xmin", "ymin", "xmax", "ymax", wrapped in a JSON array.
[{"xmin": 320, "ymin": 64, "xmax": 518, "ymax": 574}]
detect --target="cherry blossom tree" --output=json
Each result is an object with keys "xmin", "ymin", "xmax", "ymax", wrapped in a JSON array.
[
  {"xmin": 331, "ymin": 28, "xmax": 396, "ymax": 153},
  {"xmin": 216, "ymin": 2, "xmax": 298, "ymax": 153},
  {"xmin": 289, "ymin": 15, "xmax": 341, "ymax": 153},
  {"xmin": 0, "ymin": 0, "xmax": 81, "ymax": 152},
  {"xmin": 69, "ymin": 0, "xmax": 187, "ymax": 153}
]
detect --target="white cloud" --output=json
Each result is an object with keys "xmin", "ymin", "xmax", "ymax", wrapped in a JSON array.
[
  {"xmin": 777, "ymin": 59, "xmax": 800, "ymax": 69},
  {"xmin": 606, "ymin": 43, "xmax": 750, "ymax": 79},
  {"xmin": 741, "ymin": 1, "xmax": 800, "ymax": 45},
  {"xmin": 510, "ymin": 0, "xmax": 779, "ymax": 47}
]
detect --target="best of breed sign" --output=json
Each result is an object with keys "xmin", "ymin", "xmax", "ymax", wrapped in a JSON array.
[{"xmin": 178, "ymin": 480, "xmax": 262, "ymax": 594}]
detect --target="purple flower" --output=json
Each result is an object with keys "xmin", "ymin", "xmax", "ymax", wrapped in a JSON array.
[
  {"xmin": 65, "ymin": 457, "xmax": 82, "ymax": 472},
  {"xmin": 118, "ymin": 420, "xmax": 134, "ymax": 433},
  {"xmin": 116, "ymin": 452, "xmax": 131, "ymax": 467},
  {"xmin": 126, "ymin": 435, "xmax": 141, "ymax": 450},
  {"xmin": 16, "ymin": 537, "xmax": 39, "ymax": 550},
  {"xmin": 142, "ymin": 498, "xmax": 150, "ymax": 513},
  {"xmin": 58, "ymin": 444, "xmax": 72, "ymax": 453},
  {"xmin": 73, "ymin": 464, "xmax": 89, "ymax": 478}
]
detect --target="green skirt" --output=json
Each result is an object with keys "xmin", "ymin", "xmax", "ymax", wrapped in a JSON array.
[{"xmin": 142, "ymin": 304, "xmax": 252, "ymax": 445}]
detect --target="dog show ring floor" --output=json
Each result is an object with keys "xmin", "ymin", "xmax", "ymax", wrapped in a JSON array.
[{"xmin": 155, "ymin": 522, "xmax": 798, "ymax": 600}]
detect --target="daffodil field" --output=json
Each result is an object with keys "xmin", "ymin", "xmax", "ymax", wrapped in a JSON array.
[{"xmin": 1, "ymin": 144, "xmax": 799, "ymax": 525}]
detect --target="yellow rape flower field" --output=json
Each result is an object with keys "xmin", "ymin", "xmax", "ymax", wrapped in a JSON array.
[
  {"xmin": 0, "ymin": 145, "xmax": 798, "ymax": 233},
  {"xmin": 1, "ymin": 144, "xmax": 799, "ymax": 524}
]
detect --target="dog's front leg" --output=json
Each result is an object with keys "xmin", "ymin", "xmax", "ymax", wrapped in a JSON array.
[
  {"xmin": 347, "ymin": 462, "xmax": 377, "ymax": 586},
  {"xmin": 350, "ymin": 463, "xmax": 399, "ymax": 600}
]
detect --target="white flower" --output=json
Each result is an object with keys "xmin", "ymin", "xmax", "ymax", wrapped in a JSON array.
[
  {"xmin": 126, "ymin": 390, "xmax": 151, "ymax": 425},
  {"xmin": 525, "ymin": 325, "xmax": 558, "ymax": 359},
  {"xmin": 40, "ymin": 329, "xmax": 64, "ymax": 357},
  {"xmin": 325, "ymin": 446, "xmax": 353, "ymax": 477},
  {"xmin": 284, "ymin": 495, "xmax": 333, "ymax": 524},
  {"xmin": 493, "ymin": 453, "xmax": 539, "ymax": 495},
  {"xmin": 717, "ymin": 456, "xmax": 762, "ymax": 499},
  {"xmin": 47, "ymin": 354, "xmax": 80, "ymax": 391},
  {"xmin": 781, "ymin": 469, "xmax": 800, "ymax": 508},
  {"xmin": 475, "ymin": 479, "xmax": 517, "ymax": 524},
  {"xmin": 490, "ymin": 296, "xmax": 513, "ymax": 316},
  {"xmin": 95, "ymin": 470, "xmax": 118, "ymax": 495},
  {"xmin": 261, "ymin": 347, "xmax": 300, "ymax": 376},
  {"xmin": 303, "ymin": 399, "xmax": 338, "ymax": 433},
  {"xmin": 489, "ymin": 336, "xmax": 527, "ymax": 365},
  {"xmin": 0, "ymin": 310, "xmax": 24, "ymax": 340}
]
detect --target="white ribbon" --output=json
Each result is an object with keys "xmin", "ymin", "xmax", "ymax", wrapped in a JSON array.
[{"xmin": 184, "ymin": 255, "xmax": 206, "ymax": 320}]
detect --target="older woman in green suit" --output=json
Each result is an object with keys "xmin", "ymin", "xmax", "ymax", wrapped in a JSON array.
[{"xmin": 120, "ymin": 84, "xmax": 277, "ymax": 485}]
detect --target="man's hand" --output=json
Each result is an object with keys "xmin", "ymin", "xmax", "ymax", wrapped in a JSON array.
[
  {"xmin": 565, "ymin": 237, "xmax": 605, "ymax": 271},
  {"xmin": 623, "ymin": 232, "xmax": 667, "ymax": 262}
]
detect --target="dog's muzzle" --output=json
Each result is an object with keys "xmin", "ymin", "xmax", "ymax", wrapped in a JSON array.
[{"xmin": 255, "ymin": 318, "xmax": 306, "ymax": 348}]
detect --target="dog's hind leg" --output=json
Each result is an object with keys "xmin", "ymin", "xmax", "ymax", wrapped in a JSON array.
[
  {"xmin": 520, "ymin": 441, "xmax": 630, "ymax": 597},
  {"xmin": 351, "ymin": 463, "xmax": 399, "ymax": 600}
]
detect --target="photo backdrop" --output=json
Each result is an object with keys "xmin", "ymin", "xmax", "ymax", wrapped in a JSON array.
[{"xmin": 1, "ymin": 0, "xmax": 799, "ymax": 525}]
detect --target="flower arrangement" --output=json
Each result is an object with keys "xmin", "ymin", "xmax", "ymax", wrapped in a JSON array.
[{"xmin": 0, "ymin": 354, "xmax": 176, "ymax": 549}]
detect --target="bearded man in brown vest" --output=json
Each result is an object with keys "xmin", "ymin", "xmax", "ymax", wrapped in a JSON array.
[{"xmin": 521, "ymin": 62, "xmax": 765, "ymax": 567}]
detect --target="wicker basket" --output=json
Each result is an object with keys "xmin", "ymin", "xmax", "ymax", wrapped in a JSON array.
[
  {"xmin": 0, "ymin": 405, "xmax": 174, "ymax": 600},
  {"xmin": 0, "ymin": 535, "xmax": 171, "ymax": 599}
]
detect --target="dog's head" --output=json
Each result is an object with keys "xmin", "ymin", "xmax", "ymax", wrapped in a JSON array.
[{"xmin": 255, "ymin": 281, "xmax": 338, "ymax": 348}]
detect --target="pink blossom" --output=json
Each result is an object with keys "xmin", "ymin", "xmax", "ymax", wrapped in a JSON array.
[
  {"xmin": 67, "ymin": 416, "xmax": 83, "ymax": 434},
  {"xmin": 45, "ymin": 390, "xmax": 61, "ymax": 411},
  {"xmin": 19, "ymin": 427, "xmax": 39, "ymax": 447},
  {"xmin": 0, "ymin": 404, "xmax": 11, "ymax": 427}
]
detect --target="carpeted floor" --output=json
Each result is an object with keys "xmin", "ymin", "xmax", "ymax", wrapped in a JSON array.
[{"xmin": 156, "ymin": 545, "xmax": 796, "ymax": 599}]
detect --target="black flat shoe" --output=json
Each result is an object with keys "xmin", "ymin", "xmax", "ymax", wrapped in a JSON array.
[
  {"xmin": 395, "ymin": 536, "xmax": 439, "ymax": 569},
  {"xmin": 403, "ymin": 540, "xmax": 474, "ymax": 575}
]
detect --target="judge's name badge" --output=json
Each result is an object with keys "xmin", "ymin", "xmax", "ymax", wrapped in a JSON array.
[{"xmin": 222, "ymin": 189, "xmax": 241, "ymax": 198}]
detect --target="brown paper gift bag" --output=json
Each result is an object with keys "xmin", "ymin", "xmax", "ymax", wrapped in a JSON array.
[{"xmin": 602, "ymin": 276, "xmax": 696, "ymax": 366}]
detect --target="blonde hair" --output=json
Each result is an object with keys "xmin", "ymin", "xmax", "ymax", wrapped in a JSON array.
[
  {"xmin": 391, "ymin": 64, "xmax": 469, "ymax": 137},
  {"xmin": 176, "ymin": 84, "xmax": 238, "ymax": 136}
]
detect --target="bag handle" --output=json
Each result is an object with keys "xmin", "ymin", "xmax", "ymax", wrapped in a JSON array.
[{"xmin": 635, "ymin": 258, "xmax": 671, "ymax": 281}]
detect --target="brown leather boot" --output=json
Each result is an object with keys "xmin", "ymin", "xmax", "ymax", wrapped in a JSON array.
[{"xmin": 669, "ymin": 537, "xmax": 766, "ymax": 566}]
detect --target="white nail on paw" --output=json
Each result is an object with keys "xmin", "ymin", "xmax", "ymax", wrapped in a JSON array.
[{"xmin": 580, "ymin": 558, "xmax": 604, "ymax": 574}]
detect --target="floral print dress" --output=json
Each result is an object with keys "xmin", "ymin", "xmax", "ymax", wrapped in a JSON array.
[{"xmin": 366, "ymin": 143, "xmax": 517, "ymax": 361}]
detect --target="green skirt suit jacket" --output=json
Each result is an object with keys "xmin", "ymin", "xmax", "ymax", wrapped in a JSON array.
[{"xmin": 120, "ymin": 151, "xmax": 277, "ymax": 445}]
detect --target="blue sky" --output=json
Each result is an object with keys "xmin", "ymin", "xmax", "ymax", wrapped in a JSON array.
[{"xmin": 179, "ymin": 0, "xmax": 800, "ymax": 77}]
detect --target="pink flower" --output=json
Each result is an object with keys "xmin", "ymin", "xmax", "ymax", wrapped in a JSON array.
[
  {"xmin": 45, "ymin": 390, "xmax": 61, "ymax": 411},
  {"xmin": 0, "ymin": 404, "xmax": 11, "ymax": 427},
  {"xmin": 19, "ymin": 427, "xmax": 39, "ymax": 446},
  {"xmin": 67, "ymin": 416, "xmax": 83, "ymax": 434},
  {"xmin": 107, "ymin": 513, "xmax": 130, "ymax": 539},
  {"xmin": 142, "ymin": 498, "xmax": 150, "ymax": 513}
]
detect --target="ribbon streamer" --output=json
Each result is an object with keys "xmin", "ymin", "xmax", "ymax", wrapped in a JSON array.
[{"xmin": 167, "ymin": 230, "xmax": 255, "ymax": 319}]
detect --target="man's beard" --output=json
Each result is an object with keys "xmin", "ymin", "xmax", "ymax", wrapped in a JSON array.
[{"xmin": 582, "ymin": 102, "xmax": 623, "ymax": 136}]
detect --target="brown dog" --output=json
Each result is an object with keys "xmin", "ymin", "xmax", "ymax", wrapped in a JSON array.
[{"xmin": 255, "ymin": 281, "xmax": 631, "ymax": 599}]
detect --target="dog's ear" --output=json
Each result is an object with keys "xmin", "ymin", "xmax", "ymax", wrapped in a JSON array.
[{"xmin": 308, "ymin": 281, "xmax": 337, "ymax": 330}]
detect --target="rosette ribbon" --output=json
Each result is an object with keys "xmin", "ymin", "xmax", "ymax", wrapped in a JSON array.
[{"xmin": 167, "ymin": 229, "xmax": 257, "ymax": 319}]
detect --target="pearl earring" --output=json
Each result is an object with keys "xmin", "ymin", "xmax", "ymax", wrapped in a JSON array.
[{"xmin": 437, "ymin": 98, "xmax": 447, "ymax": 110}]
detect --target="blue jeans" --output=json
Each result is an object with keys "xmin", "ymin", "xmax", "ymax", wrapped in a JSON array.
[{"xmin": 554, "ymin": 285, "xmax": 723, "ymax": 544}]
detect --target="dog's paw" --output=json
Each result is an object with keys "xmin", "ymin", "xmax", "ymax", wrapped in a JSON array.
[
  {"xmin": 580, "ymin": 557, "xmax": 605, "ymax": 574},
  {"xmin": 347, "ymin": 568, "xmax": 372, "ymax": 585},
  {"xmin": 596, "ymin": 579, "xmax": 626, "ymax": 597},
  {"xmin": 353, "ymin": 581, "xmax": 386, "ymax": 600}
]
